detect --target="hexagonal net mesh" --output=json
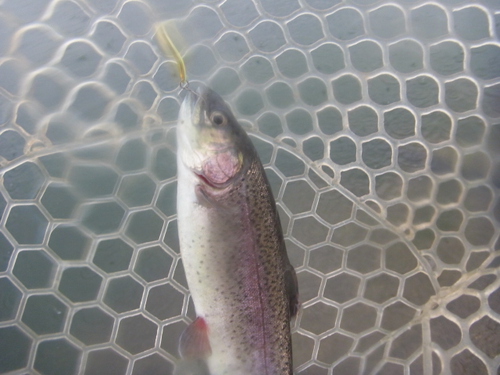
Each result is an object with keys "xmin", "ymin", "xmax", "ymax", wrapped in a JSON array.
[{"xmin": 0, "ymin": 0, "xmax": 499, "ymax": 374}]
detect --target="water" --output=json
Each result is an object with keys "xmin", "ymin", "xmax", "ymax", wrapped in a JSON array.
[{"xmin": 0, "ymin": 1, "xmax": 499, "ymax": 374}]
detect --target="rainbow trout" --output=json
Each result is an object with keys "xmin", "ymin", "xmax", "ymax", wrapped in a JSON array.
[{"xmin": 176, "ymin": 86, "xmax": 298, "ymax": 375}]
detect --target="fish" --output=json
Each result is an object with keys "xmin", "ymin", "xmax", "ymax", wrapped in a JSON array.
[{"xmin": 176, "ymin": 86, "xmax": 299, "ymax": 375}]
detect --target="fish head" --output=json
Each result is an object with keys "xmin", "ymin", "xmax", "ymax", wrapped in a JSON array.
[{"xmin": 178, "ymin": 86, "xmax": 253, "ymax": 188}]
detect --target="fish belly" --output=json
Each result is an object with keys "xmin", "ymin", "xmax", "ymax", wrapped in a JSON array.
[{"xmin": 177, "ymin": 159, "xmax": 293, "ymax": 375}]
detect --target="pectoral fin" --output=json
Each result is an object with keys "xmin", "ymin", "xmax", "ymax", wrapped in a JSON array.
[{"xmin": 179, "ymin": 317, "xmax": 212, "ymax": 359}]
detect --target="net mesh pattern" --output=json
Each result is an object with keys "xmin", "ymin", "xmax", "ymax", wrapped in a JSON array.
[{"xmin": 0, "ymin": 0, "xmax": 499, "ymax": 374}]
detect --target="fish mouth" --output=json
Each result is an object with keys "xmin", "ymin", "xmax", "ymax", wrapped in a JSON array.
[
  {"xmin": 182, "ymin": 86, "xmax": 208, "ymax": 119},
  {"xmin": 182, "ymin": 89, "xmax": 200, "ymax": 119}
]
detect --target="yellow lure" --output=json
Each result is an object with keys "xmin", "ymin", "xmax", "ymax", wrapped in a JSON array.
[{"xmin": 155, "ymin": 22, "xmax": 188, "ymax": 87}]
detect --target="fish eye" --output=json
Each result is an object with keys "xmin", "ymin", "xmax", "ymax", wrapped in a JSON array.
[{"xmin": 210, "ymin": 111, "xmax": 227, "ymax": 126}]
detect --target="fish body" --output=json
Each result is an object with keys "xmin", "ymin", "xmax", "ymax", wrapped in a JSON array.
[{"xmin": 176, "ymin": 86, "xmax": 298, "ymax": 375}]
